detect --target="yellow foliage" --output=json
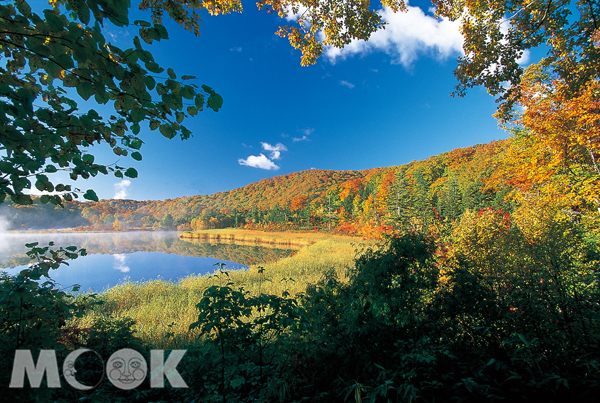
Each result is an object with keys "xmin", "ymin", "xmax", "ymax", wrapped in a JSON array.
[{"xmin": 494, "ymin": 64, "xmax": 600, "ymax": 217}]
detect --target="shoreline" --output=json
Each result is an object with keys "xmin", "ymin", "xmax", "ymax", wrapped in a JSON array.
[{"xmin": 179, "ymin": 228, "xmax": 361, "ymax": 248}]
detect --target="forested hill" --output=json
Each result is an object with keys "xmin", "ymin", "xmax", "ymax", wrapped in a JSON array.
[{"xmin": 0, "ymin": 141, "xmax": 513, "ymax": 235}]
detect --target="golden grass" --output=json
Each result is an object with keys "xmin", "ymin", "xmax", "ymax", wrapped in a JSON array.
[
  {"xmin": 179, "ymin": 228, "xmax": 345, "ymax": 246},
  {"xmin": 74, "ymin": 231, "xmax": 367, "ymax": 349}
]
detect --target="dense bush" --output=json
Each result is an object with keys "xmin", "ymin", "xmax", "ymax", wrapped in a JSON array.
[{"xmin": 3, "ymin": 208, "xmax": 599, "ymax": 402}]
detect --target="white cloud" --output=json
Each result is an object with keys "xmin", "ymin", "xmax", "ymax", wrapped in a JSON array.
[
  {"xmin": 323, "ymin": 6, "xmax": 464, "ymax": 69},
  {"xmin": 499, "ymin": 20, "xmax": 530, "ymax": 66},
  {"xmin": 239, "ymin": 142, "xmax": 288, "ymax": 170},
  {"xmin": 284, "ymin": 5, "xmax": 310, "ymax": 21},
  {"xmin": 113, "ymin": 254, "xmax": 130, "ymax": 273},
  {"xmin": 230, "ymin": 46, "xmax": 242, "ymax": 52},
  {"xmin": 261, "ymin": 142, "xmax": 287, "ymax": 160},
  {"xmin": 113, "ymin": 180, "xmax": 131, "ymax": 199},
  {"xmin": 238, "ymin": 154, "xmax": 280, "ymax": 170},
  {"xmin": 340, "ymin": 80, "xmax": 356, "ymax": 89},
  {"xmin": 293, "ymin": 135, "xmax": 310, "ymax": 142}
]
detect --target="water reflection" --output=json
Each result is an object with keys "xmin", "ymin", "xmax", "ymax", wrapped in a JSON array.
[
  {"xmin": 0, "ymin": 231, "xmax": 297, "ymax": 267},
  {"xmin": 0, "ymin": 231, "xmax": 297, "ymax": 292}
]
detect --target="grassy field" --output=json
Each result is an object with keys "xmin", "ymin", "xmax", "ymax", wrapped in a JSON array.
[{"xmin": 74, "ymin": 230, "xmax": 368, "ymax": 348}]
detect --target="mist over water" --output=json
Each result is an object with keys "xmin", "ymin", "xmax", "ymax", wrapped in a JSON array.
[
  {"xmin": 0, "ymin": 231, "xmax": 296, "ymax": 292},
  {"xmin": 0, "ymin": 215, "xmax": 10, "ymax": 233},
  {"xmin": 0, "ymin": 216, "xmax": 11, "ymax": 254}
]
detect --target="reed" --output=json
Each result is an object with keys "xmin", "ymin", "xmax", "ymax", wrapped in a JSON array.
[{"xmin": 73, "ymin": 232, "xmax": 368, "ymax": 348}]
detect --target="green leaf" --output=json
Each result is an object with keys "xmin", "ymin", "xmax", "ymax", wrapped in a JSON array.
[
  {"xmin": 207, "ymin": 93, "xmax": 223, "ymax": 112},
  {"xmin": 83, "ymin": 189, "xmax": 99, "ymax": 202},
  {"xmin": 133, "ymin": 35, "xmax": 142, "ymax": 50},
  {"xmin": 145, "ymin": 75, "xmax": 156, "ymax": 90},
  {"xmin": 35, "ymin": 179, "xmax": 46, "ymax": 192},
  {"xmin": 154, "ymin": 24, "xmax": 169, "ymax": 39},
  {"xmin": 76, "ymin": 81, "xmax": 94, "ymax": 100},
  {"xmin": 159, "ymin": 124, "xmax": 175, "ymax": 139},
  {"xmin": 145, "ymin": 61, "xmax": 163, "ymax": 74},
  {"xmin": 131, "ymin": 123, "xmax": 140, "ymax": 135},
  {"xmin": 43, "ymin": 10, "xmax": 64, "ymax": 32},
  {"xmin": 15, "ymin": 0, "xmax": 31, "ymax": 15},
  {"xmin": 130, "ymin": 107, "xmax": 145, "ymax": 123},
  {"xmin": 134, "ymin": 20, "xmax": 152, "ymax": 27},
  {"xmin": 195, "ymin": 95, "xmax": 204, "ymax": 109},
  {"xmin": 125, "ymin": 168, "xmax": 138, "ymax": 178},
  {"xmin": 131, "ymin": 152, "xmax": 142, "ymax": 161},
  {"xmin": 130, "ymin": 139, "xmax": 143, "ymax": 149},
  {"xmin": 167, "ymin": 68, "xmax": 176, "ymax": 79}
]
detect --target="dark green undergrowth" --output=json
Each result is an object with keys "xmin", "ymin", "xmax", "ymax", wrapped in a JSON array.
[{"xmin": 2, "ymin": 209, "xmax": 600, "ymax": 402}]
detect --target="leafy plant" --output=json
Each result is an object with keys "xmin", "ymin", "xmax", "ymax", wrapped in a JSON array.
[{"xmin": 189, "ymin": 264, "xmax": 303, "ymax": 402}]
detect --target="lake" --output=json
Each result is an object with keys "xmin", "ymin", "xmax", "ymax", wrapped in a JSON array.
[{"xmin": 0, "ymin": 231, "xmax": 297, "ymax": 293}]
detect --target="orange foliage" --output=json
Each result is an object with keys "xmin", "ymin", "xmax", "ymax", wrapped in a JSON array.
[
  {"xmin": 340, "ymin": 178, "xmax": 363, "ymax": 201},
  {"xmin": 499, "ymin": 66, "xmax": 600, "ymax": 210},
  {"xmin": 448, "ymin": 147, "xmax": 476, "ymax": 170},
  {"xmin": 289, "ymin": 196, "xmax": 309, "ymax": 212}
]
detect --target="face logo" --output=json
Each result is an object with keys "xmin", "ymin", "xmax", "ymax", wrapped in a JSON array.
[
  {"xmin": 62, "ymin": 348, "xmax": 104, "ymax": 390},
  {"xmin": 106, "ymin": 349, "xmax": 147, "ymax": 390},
  {"xmin": 64, "ymin": 361, "xmax": 75, "ymax": 377}
]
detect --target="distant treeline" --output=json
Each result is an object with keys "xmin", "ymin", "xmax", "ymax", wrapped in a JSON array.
[{"xmin": 1, "ymin": 141, "xmax": 514, "ymax": 236}]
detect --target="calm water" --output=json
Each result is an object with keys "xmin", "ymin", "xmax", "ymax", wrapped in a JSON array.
[{"xmin": 0, "ymin": 231, "xmax": 297, "ymax": 292}]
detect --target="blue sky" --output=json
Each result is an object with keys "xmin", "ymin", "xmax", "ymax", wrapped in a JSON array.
[{"xmin": 39, "ymin": 0, "xmax": 522, "ymax": 201}]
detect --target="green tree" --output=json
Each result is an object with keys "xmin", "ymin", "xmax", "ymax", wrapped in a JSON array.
[
  {"xmin": 1, "ymin": 0, "xmax": 224, "ymax": 206},
  {"xmin": 413, "ymin": 169, "xmax": 432, "ymax": 230},
  {"xmin": 385, "ymin": 167, "xmax": 412, "ymax": 231},
  {"xmin": 160, "ymin": 212, "xmax": 174, "ymax": 228}
]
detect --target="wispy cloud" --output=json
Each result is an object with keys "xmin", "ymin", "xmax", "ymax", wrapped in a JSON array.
[
  {"xmin": 239, "ymin": 142, "xmax": 288, "ymax": 170},
  {"xmin": 339, "ymin": 80, "xmax": 356, "ymax": 89},
  {"xmin": 323, "ymin": 6, "xmax": 463, "ymax": 69},
  {"xmin": 106, "ymin": 29, "xmax": 130, "ymax": 45},
  {"xmin": 293, "ymin": 127, "xmax": 314, "ymax": 142},
  {"xmin": 230, "ymin": 46, "xmax": 243, "ymax": 52},
  {"xmin": 113, "ymin": 180, "xmax": 131, "ymax": 199}
]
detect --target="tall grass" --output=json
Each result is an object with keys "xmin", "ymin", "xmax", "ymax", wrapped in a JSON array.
[{"xmin": 73, "ymin": 232, "xmax": 366, "ymax": 349}]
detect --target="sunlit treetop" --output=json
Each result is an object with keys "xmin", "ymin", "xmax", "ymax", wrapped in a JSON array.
[{"xmin": 432, "ymin": 0, "xmax": 600, "ymax": 120}]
